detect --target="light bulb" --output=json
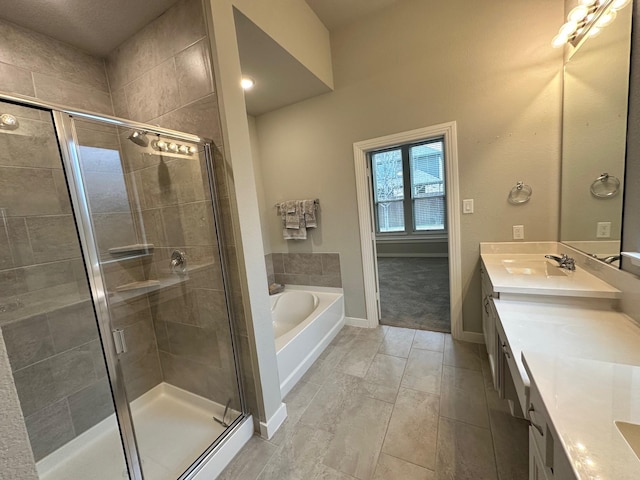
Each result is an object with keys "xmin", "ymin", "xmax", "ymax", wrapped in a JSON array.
[
  {"xmin": 178, "ymin": 145, "xmax": 189, "ymax": 154},
  {"xmin": 189, "ymin": 146, "xmax": 197, "ymax": 154},
  {"xmin": 611, "ymin": 0, "xmax": 631, "ymax": 9},
  {"xmin": 596, "ymin": 9, "xmax": 616, "ymax": 27},
  {"xmin": 552, "ymin": 33, "xmax": 569, "ymax": 48},
  {"xmin": 588, "ymin": 26, "xmax": 601, "ymax": 37},
  {"xmin": 559, "ymin": 21, "xmax": 578, "ymax": 37},
  {"xmin": 168, "ymin": 143, "xmax": 178, "ymax": 152},
  {"xmin": 156, "ymin": 140, "xmax": 167, "ymax": 150},
  {"xmin": 568, "ymin": 5, "xmax": 589, "ymax": 22},
  {"xmin": 241, "ymin": 76, "xmax": 255, "ymax": 90}
]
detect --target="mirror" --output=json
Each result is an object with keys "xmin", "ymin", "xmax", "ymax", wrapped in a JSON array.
[{"xmin": 559, "ymin": 1, "xmax": 633, "ymax": 266}]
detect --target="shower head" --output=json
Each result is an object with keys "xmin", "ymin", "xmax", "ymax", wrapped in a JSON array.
[{"xmin": 128, "ymin": 130, "xmax": 149, "ymax": 147}]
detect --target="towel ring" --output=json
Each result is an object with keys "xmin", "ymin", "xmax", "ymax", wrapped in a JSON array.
[
  {"xmin": 590, "ymin": 173, "xmax": 620, "ymax": 198},
  {"xmin": 508, "ymin": 181, "xmax": 532, "ymax": 204}
]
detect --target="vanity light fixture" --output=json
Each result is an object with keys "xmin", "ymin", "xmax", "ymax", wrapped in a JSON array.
[
  {"xmin": 241, "ymin": 76, "xmax": 255, "ymax": 90},
  {"xmin": 151, "ymin": 138, "xmax": 196, "ymax": 156},
  {"xmin": 552, "ymin": 0, "xmax": 630, "ymax": 48},
  {"xmin": 0, "ymin": 113, "xmax": 19, "ymax": 130}
]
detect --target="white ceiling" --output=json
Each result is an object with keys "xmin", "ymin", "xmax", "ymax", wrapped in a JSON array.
[{"xmin": 0, "ymin": 0, "xmax": 177, "ymax": 56}]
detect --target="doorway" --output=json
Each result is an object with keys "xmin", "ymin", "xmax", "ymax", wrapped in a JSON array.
[
  {"xmin": 353, "ymin": 122, "xmax": 464, "ymax": 339},
  {"xmin": 369, "ymin": 139, "xmax": 450, "ymax": 332}
]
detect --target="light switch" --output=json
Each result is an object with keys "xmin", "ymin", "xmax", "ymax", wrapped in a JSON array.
[
  {"xmin": 513, "ymin": 225, "xmax": 525, "ymax": 240},
  {"xmin": 463, "ymin": 199, "xmax": 474, "ymax": 214},
  {"xmin": 596, "ymin": 221, "xmax": 611, "ymax": 238}
]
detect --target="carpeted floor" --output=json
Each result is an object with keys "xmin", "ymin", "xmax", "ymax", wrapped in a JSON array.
[{"xmin": 377, "ymin": 257, "xmax": 450, "ymax": 332}]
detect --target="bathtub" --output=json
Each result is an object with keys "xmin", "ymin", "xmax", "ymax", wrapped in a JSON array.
[{"xmin": 271, "ymin": 287, "xmax": 345, "ymax": 397}]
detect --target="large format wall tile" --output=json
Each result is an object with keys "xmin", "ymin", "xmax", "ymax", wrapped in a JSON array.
[
  {"xmin": 0, "ymin": 130, "xmax": 60, "ymax": 169},
  {"xmin": 125, "ymin": 58, "xmax": 180, "ymax": 122},
  {"xmin": 0, "ymin": 19, "xmax": 109, "ymax": 92},
  {"xmin": 0, "ymin": 61, "xmax": 35, "ymax": 96},
  {"xmin": 176, "ymin": 39, "xmax": 214, "ymax": 105},
  {"xmin": 26, "ymin": 215, "xmax": 82, "ymax": 263},
  {"xmin": 33, "ymin": 73, "xmax": 113, "ymax": 115},
  {"xmin": 24, "ymin": 399, "xmax": 75, "ymax": 461},
  {"xmin": 67, "ymin": 378, "xmax": 115, "ymax": 436},
  {"xmin": 2, "ymin": 314, "xmax": 55, "ymax": 371},
  {"xmin": 13, "ymin": 342, "xmax": 98, "ymax": 417},
  {"xmin": 0, "ymin": 166, "xmax": 68, "ymax": 216}
]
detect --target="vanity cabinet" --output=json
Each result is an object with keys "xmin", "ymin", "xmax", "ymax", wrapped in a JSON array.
[
  {"xmin": 527, "ymin": 378, "xmax": 575, "ymax": 480},
  {"xmin": 480, "ymin": 262, "xmax": 498, "ymax": 388}
]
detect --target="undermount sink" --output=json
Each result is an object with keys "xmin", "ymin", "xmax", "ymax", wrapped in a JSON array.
[
  {"xmin": 502, "ymin": 260, "xmax": 569, "ymax": 277},
  {"xmin": 615, "ymin": 421, "xmax": 640, "ymax": 461}
]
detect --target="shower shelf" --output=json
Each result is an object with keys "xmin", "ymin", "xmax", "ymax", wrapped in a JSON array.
[
  {"xmin": 115, "ymin": 280, "xmax": 161, "ymax": 294},
  {"xmin": 108, "ymin": 244, "xmax": 155, "ymax": 256}
]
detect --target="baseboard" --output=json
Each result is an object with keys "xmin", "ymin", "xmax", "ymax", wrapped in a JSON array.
[
  {"xmin": 259, "ymin": 402, "xmax": 287, "ymax": 440},
  {"xmin": 376, "ymin": 253, "xmax": 449, "ymax": 258},
  {"xmin": 345, "ymin": 316, "xmax": 371, "ymax": 328},
  {"xmin": 459, "ymin": 331, "xmax": 484, "ymax": 344},
  {"xmin": 192, "ymin": 415, "xmax": 253, "ymax": 479}
]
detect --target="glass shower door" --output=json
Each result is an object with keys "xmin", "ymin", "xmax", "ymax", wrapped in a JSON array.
[
  {"xmin": 65, "ymin": 116, "xmax": 243, "ymax": 480},
  {"xmin": 0, "ymin": 101, "xmax": 131, "ymax": 479}
]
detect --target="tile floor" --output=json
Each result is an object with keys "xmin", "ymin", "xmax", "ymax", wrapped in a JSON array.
[{"xmin": 219, "ymin": 326, "xmax": 529, "ymax": 480}]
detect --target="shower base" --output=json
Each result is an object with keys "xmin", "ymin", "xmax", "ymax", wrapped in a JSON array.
[{"xmin": 37, "ymin": 383, "xmax": 239, "ymax": 480}]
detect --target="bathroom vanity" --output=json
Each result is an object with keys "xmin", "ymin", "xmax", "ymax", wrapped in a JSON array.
[{"xmin": 480, "ymin": 242, "xmax": 640, "ymax": 479}]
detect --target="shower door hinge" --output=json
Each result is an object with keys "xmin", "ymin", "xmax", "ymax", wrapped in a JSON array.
[{"xmin": 112, "ymin": 329, "xmax": 127, "ymax": 355}]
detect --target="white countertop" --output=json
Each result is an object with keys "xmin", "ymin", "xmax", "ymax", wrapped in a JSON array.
[
  {"xmin": 494, "ymin": 300, "xmax": 640, "ymax": 390},
  {"xmin": 482, "ymin": 253, "xmax": 621, "ymax": 298},
  {"xmin": 523, "ymin": 352, "xmax": 640, "ymax": 480}
]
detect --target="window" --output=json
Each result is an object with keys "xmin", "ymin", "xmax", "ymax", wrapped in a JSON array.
[{"xmin": 370, "ymin": 138, "xmax": 446, "ymax": 235}]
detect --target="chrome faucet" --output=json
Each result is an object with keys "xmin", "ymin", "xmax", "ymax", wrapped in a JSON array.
[
  {"xmin": 545, "ymin": 254, "xmax": 576, "ymax": 271},
  {"xmin": 602, "ymin": 255, "xmax": 621, "ymax": 264}
]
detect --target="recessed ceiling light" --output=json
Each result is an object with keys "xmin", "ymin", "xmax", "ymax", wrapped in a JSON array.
[{"xmin": 241, "ymin": 76, "xmax": 255, "ymax": 90}]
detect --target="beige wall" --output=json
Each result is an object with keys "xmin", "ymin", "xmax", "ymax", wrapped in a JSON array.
[
  {"xmin": 254, "ymin": 0, "xmax": 564, "ymax": 332},
  {"xmin": 233, "ymin": 0, "xmax": 333, "ymax": 88}
]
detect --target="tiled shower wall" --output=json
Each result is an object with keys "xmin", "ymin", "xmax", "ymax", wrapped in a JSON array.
[
  {"xmin": 0, "ymin": 0, "xmax": 262, "ymax": 462},
  {"xmin": 266, "ymin": 253, "xmax": 342, "ymax": 288},
  {"xmin": 0, "ymin": 19, "xmax": 118, "ymax": 462},
  {"xmin": 0, "ymin": 19, "xmax": 113, "ymax": 115},
  {"xmin": 0, "ymin": 110, "xmax": 112, "ymax": 462},
  {"xmin": 104, "ymin": 0, "xmax": 243, "ymax": 410}
]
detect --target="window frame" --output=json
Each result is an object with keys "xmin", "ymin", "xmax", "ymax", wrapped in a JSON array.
[{"xmin": 369, "ymin": 137, "xmax": 447, "ymax": 239}]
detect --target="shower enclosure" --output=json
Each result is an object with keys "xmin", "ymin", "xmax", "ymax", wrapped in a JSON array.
[{"xmin": 0, "ymin": 94, "xmax": 247, "ymax": 479}]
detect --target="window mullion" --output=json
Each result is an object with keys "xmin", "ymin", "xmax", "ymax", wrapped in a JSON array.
[{"xmin": 401, "ymin": 145, "xmax": 412, "ymax": 234}]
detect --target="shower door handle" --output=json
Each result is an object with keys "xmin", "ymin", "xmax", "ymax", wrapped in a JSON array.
[{"xmin": 112, "ymin": 329, "xmax": 128, "ymax": 354}]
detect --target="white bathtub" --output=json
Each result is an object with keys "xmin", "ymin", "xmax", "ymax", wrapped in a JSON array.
[{"xmin": 271, "ymin": 287, "xmax": 345, "ymax": 397}]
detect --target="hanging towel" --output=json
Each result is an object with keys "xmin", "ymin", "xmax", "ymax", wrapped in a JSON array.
[
  {"xmin": 282, "ymin": 215, "xmax": 307, "ymax": 240},
  {"xmin": 284, "ymin": 200, "xmax": 299, "ymax": 229},
  {"xmin": 276, "ymin": 199, "xmax": 319, "ymax": 240},
  {"xmin": 301, "ymin": 199, "xmax": 317, "ymax": 228}
]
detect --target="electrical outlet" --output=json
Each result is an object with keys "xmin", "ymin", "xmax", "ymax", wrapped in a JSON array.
[
  {"xmin": 463, "ymin": 199, "xmax": 474, "ymax": 214},
  {"xmin": 513, "ymin": 225, "xmax": 525, "ymax": 240},
  {"xmin": 596, "ymin": 221, "xmax": 611, "ymax": 238}
]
